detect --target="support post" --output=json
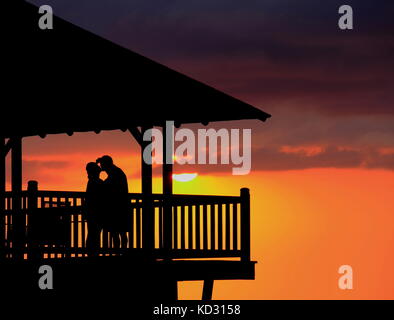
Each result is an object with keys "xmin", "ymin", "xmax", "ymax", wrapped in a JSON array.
[
  {"xmin": 162, "ymin": 123, "xmax": 173, "ymax": 256},
  {"xmin": 11, "ymin": 137, "xmax": 23, "ymax": 260},
  {"xmin": 27, "ymin": 180, "xmax": 38, "ymax": 259},
  {"xmin": 202, "ymin": 279, "xmax": 214, "ymax": 300},
  {"xmin": 0, "ymin": 137, "xmax": 5, "ymax": 259},
  {"xmin": 141, "ymin": 126, "xmax": 154, "ymax": 251},
  {"xmin": 156, "ymin": 277, "xmax": 178, "ymax": 301},
  {"xmin": 240, "ymin": 188, "xmax": 250, "ymax": 262},
  {"xmin": 3, "ymin": 139, "xmax": 14, "ymax": 157},
  {"xmin": 163, "ymin": 122, "xmax": 173, "ymax": 195},
  {"xmin": 168, "ymin": 279, "xmax": 178, "ymax": 301},
  {"xmin": 128, "ymin": 127, "xmax": 143, "ymax": 145}
]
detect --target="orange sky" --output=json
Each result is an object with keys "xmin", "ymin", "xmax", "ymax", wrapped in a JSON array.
[
  {"xmin": 11, "ymin": 142, "xmax": 394, "ymax": 299},
  {"xmin": 177, "ymin": 169, "xmax": 394, "ymax": 299}
]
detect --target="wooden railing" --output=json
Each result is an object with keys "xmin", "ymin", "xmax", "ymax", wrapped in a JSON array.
[{"xmin": 0, "ymin": 185, "xmax": 250, "ymax": 261}]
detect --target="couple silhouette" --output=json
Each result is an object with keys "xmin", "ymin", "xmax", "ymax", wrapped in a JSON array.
[{"xmin": 85, "ymin": 155, "xmax": 129, "ymax": 253}]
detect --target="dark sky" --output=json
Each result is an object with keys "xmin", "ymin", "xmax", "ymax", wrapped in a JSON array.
[{"xmin": 27, "ymin": 0, "xmax": 394, "ymax": 172}]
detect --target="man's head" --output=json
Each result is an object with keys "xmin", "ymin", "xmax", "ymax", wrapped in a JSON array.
[
  {"xmin": 96, "ymin": 155, "xmax": 114, "ymax": 172},
  {"xmin": 86, "ymin": 162, "xmax": 101, "ymax": 179}
]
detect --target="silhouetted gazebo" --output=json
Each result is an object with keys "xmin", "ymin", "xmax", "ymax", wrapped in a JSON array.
[{"xmin": 1, "ymin": 1, "xmax": 271, "ymax": 300}]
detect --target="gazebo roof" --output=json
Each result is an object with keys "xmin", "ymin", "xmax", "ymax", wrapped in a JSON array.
[{"xmin": 2, "ymin": 1, "xmax": 270, "ymax": 139}]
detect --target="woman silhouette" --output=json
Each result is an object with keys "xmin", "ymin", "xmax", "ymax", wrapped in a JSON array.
[{"xmin": 85, "ymin": 162, "xmax": 105, "ymax": 254}]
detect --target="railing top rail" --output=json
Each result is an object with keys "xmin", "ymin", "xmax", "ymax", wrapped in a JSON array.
[{"xmin": 3, "ymin": 190, "xmax": 242, "ymax": 202}]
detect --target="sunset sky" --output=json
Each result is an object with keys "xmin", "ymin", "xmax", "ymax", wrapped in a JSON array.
[{"xmin": 22, "ymin": 0, "xmax": 394, "ymax": 299}]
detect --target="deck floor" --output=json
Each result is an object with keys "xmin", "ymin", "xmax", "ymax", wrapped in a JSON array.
[{"xmin": 0, "ymin": 254, "xmax": 255, "ymax": 298}]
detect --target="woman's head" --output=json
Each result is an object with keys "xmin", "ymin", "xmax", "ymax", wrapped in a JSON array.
[{"xmin": 86, "ymin": 162, "xmax": 101, "ymax": 178}]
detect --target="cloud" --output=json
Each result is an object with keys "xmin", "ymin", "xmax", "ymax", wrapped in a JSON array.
[
  {"xmin": 252, "ymin": 146, "xmax": 393, "ymax": 171},
  {"xmin": 17, "ymin": 159, "xmax": 72, "ymax": 186},
  {"xmin": 170, "ymin": 145, "xmax": 394, "ymax": 175},
  {"xmin": 24, "ymin": 160, "xmax": 70, "ymax": 171},
  {"xmin": 24, "ymin": 0, "xmax": 394, "ymax": 174}
]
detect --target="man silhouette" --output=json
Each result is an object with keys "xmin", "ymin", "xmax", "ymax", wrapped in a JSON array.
[{"xmin": 96, "ymin": 155, "xmax": 129, "ymax": 249}]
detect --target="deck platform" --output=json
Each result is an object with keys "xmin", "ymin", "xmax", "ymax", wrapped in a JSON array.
[{"xmin": 0, "ymin": 255, "xmax": 255, "ymax": 300}]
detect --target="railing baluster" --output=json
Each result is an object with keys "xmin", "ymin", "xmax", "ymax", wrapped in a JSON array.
[
  {"xmin": 51, "ymin": 197, "xmax": 56, "ymax": 258},
  {"xmin": 130, "ymin": 205, "xmax": 135, "ymax": 249},
  {"xmin": 158, "ymin": 204, "xmax": 163, "ymax": 249},
  {"xmin": 210, "ymin": 204, "xmax": 215, "ymax": 250},
  {"xmin": 6, "ymin": 196, "xmax": 11, "ymax": 210},
  {"xmin": 218, "ymin": 204, "xmax": 223, "ymax": 250},
  {"xmin": 81, "ymin": 213, "xmax": 86, "ymax": 254},
  {"xmin": 5, "ymin": 215, "xmax": 9, "ymax": 257},
  {"xmin": 173, "ymin": 206, "xmax": 178, "ymax": 249},
  {"xmin": 233, "ymin": 203, "xmax": 238, "ymax": 251},
  {"xmin": 196, "ymin": 205, "xmax": 200, "ymax": 250},
  {"xmin": 225, "ymin": 203, "xmax": 231, "ymax": 250},
  {"xmin": 188, "ymin": 205, "xmax": 193, "ymax": 250},
  {"xmin": 73, "ymin": 212, "xmax": 78, "ymax": 255},
  {"xmin": 63, "ymin": 198, "xmax": 72, "ymax": 258},
  {"xmin": 180, "ymin": 205, "xmax": 185, "ymax": 250},
  {"xmin": 80, "ymin": 197, "xmax": 86, "ymax": 255},
  {"xmin": 136, "ymin": 201, "xmax": 141, "ymax": 249},
  {"xmin": 102, "ymin": 229, "xmax": 108, "ymax": 252},
  {"xmin": 203, "ymin": 205, "xmax": 208, "ymax": 250}
]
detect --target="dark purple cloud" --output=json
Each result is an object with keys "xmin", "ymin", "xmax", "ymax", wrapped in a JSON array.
[
  {"xmin": 252, "ymin": 146, "xmax": 394, "ymax": 171},
  {"xmin": 25, "ymin": 0, "xmax": 394, "ymax": 172}
]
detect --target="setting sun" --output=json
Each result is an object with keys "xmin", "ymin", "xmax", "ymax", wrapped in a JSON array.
[{"xmin": 173, "ymin": 173, "xmax": 198, "ymax": 182}]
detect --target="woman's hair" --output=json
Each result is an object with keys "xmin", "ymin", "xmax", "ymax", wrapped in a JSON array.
[{"xmin": 86, "ymin": 162, "xmax": 101, "ymax": 176}]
